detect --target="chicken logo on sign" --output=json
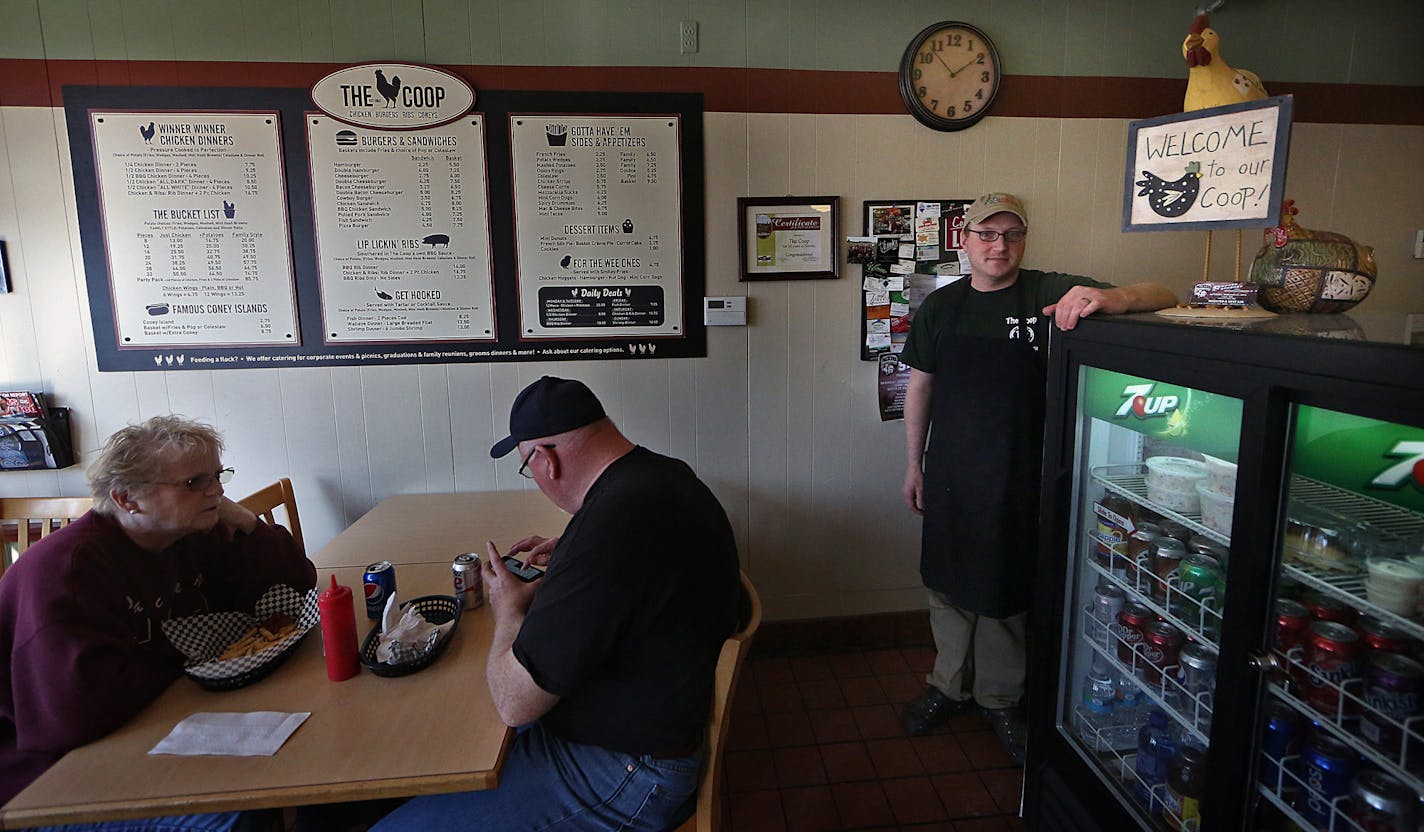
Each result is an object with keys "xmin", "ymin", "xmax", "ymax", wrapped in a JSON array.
[{"xmin": 311, "ymin": 63, "xmax": 475, "ymax": 130}]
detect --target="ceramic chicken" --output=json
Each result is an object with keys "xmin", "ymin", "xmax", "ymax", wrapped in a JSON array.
[
  {"xmin": 1248, "ymin": 200, "xmax": 1377, "ymax": 314},
  {"xmin": 1182, "ymin": 12, "xmax": 1267, "ymax": 111}
]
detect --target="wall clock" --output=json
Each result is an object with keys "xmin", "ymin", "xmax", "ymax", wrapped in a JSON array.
[{"xmin": 898, "ymin": 21, "xmax": 1002, "ymax": 132}]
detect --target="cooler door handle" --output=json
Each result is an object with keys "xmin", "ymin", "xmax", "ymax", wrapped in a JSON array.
[{"xmin": 1246, "ymin": 650, "xmax": 1282, "ymax": 673}]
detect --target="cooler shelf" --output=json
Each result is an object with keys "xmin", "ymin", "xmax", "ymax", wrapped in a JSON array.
[
  {"xmin": 1091, "ymin": 465, "xmax": 1230, "ymax": 548},
  {"xmin": 1079, "ymin": 607, "xmax": 1212, "ymax": 745},
  {"xmin": 1265, "ymin": 681, "xmax": 1424, "ymax": 797},
  {"xmin": 1256, "ymin": 748, "xmax": 1368, "ymax": 832},
  {"xmin": 1070, "ymin": 704, "xmax": 1190, "ymax": 831}
]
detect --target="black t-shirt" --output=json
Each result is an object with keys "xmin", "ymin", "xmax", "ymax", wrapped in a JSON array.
[{"xmin": 512, "ymin": 446, "xmax": 740, "ymax": 755}]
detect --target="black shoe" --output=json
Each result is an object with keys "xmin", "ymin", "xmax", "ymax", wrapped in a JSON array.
[
  {"xmin": 980, "ymin": 705, "xmax": 1027, "ymax": 765},
  {"xmin": 900, "ymin": 687, "xmax": 972, "ymax": 736}
]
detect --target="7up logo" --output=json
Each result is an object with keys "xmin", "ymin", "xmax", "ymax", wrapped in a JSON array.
[
  {"xmin": 1115, "ymin": 384, "xmax": 1179, "ymax": 420},
  {"xmin": 1370, "ymin": 441, "xmax": 1424, "ymax": 491}
]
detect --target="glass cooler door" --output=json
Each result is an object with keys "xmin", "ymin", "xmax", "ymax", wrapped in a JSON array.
[
  {"xmin": 1058, "ymin": 367, "xmax": 1244, "ymax": 831},
  {"xmin": 1255, "ymin": 406, "xmax": 1424, "ymax": 831}
]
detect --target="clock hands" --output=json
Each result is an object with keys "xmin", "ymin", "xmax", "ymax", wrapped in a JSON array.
[{"xmin": 929, "ymin": 50, "xmax": 979, "ymax": 79}]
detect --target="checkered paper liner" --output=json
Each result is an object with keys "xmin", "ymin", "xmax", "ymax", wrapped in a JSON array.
[{"xmin": 162, "ymin": 585, "xmax": 319, "ymax": 685}]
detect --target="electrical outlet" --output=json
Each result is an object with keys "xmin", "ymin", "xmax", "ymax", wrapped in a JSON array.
[
  {"xmin": 680, "ymin": 20, "xmax": 699, "ymax": 54},
  {"xmin": 1415, "ymin": 229, "xmax": 1423, "ymax": 259}
]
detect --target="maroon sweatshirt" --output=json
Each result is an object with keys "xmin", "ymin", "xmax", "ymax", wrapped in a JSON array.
[{"xmin": 0, "ymin": 510, "xmax": 316, "ymax": 803}]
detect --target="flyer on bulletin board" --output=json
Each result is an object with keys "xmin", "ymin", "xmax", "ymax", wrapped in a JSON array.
[{"xmin": 858, "ymin": 199, "xmax": 971, "ymax": 362}]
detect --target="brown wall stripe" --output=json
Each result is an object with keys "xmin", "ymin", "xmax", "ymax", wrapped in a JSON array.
[{"xmin": 1, "ymin": 59, "xmax": 1419, "ymax": 125}]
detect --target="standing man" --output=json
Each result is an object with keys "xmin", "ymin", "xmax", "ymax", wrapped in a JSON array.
[
  {"xmin": 897, "ymin": 193, "xmax": 1175, "ymax": 762},
  {"xmin": 372, "ymin": 376, "xmax": 741, "ymax": 832}
]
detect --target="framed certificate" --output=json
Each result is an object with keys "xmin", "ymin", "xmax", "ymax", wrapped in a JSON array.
[{"xmin": 737, "ymin": 196, "xmax": 839, "ymax": 281}]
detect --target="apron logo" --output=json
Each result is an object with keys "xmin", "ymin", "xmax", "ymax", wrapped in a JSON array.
[
  {"xmin": 1369, "ymin": 440, "xmax": 1424, "ymax": 491},
  {"xmin": 1115, "ymin": 383, "xmax": 1179, "ymax": 419},
  {"xmin": 1006, "ymin": 316, "xmax": 1037, "ymax": 343}
]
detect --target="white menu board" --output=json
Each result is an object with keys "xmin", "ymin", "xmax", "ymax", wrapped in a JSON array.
[
  {"xmin": 510, "ymin": 115, "xmax": 683, "ymax": 339},
  {"xmin": 307, "ymin": 115, "xmax": 494, "ymax": 344},
  {"xmin": 90, "ymin": 111, "xmax": 299, "ymax": 348}
]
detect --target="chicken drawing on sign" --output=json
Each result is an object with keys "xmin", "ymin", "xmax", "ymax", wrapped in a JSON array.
[
  {"xmin": 1137, "ymin": 162, "xmax": 1202, "ymax": 218},
  {"xmin": 139, "ymin": 121, "xmax": 155, "ymax": 143}
]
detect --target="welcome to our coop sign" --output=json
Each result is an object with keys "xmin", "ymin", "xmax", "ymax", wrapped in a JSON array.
[{"xmin": 1122, "ymin": 95, "xmax": 1293, "ymax": 232}]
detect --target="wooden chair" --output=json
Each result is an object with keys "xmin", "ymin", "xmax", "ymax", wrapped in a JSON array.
[
  {"xmin": 237, "ymin": 478, "xmax": 305, "ymax": 556},
  {"xmin": 0, "ymin": 496, "xmax": 93, "ymax": 577},
  {"xmin": 674, "ymin": 570, "xmax": 762, "ymax": 832}
]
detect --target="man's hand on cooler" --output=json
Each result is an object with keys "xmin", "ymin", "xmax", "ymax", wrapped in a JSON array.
[{"xmin": 1043, "ymin": 286, "xmax": 1113, "ymax": 331}]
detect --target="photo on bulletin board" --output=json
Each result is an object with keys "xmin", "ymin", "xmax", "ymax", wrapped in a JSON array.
[
  {"xmin": 858, "ymin": 199, "xmax": 972, "ymax": 362},
  {"xmin": 737, "ymin": 196, "xmax": 840, "ymax": 281}
]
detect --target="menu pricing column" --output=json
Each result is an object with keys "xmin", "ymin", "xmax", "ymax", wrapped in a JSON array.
[
  {"xmin": 510, "ymin": 115, "xmax": 684, "ymax": 339},
  {"xmin": 90, "ymin": 111, "xmax": 300, "ymax": 348}
]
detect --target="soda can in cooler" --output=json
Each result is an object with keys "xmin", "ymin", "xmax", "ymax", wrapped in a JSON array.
[
  {"xmin": 1126, "ymin": 524, "xmax": 1160, "ymax": 590},
  {"xmin": 1141, "ymin": 621, "xmax": 1184, "ymax": 687},
  {"xmin": 1358, "ymin": 616, "xmax": 1413, "ymax": 656},
  {"xmin": 1349, "ymin": 768, "xmax": 1420, "ymax": 832},
  {"xmin": 1304, "ymin": 591, "xmax": 1356, "ymax": 627},
  {"xmin": 1151, "ymin": 537, "xmax": 1187, "ymax": 605},
  {"xmin": 1297, "ymin": 733, "xmax": 1358, "ymax": 827},
  {"xmin": 1359, "ymin": 651, "xmax": 1424, "ymax": 755},
  {"xmin": 1092, "ymin": 583, "xmax": 1125, "ymax": 626},
  {"xmin": 362, "ymin": 560, "xmax": 397, "ymax": 620},
  {"xmin": 1114, "ymin": 603, "xmax": 1155, "ymax": 668},
  {"xmin": 453, "ymin": 553, "xmax": 483, "ymax": 610},
  {"xmin": 1177, "ymin": 641, "xmax": 1217, "ymax": 731},
  {"xmin": 1277, "ymin": 598, "xmax": 1312, "ymax": 690},
  {"xmin": 1305, "ymin": 621, "xmax": 1362, "ymax": 718},
  {"xmin": 1177, "ymin": 555, "xmax": 1222, "ymax": 635},
  {"xmin": 1259, "ymin": 702, "xmax": 1301, "ymax": 791}
]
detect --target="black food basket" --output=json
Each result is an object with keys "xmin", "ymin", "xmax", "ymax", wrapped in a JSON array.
[{"xmin": 359, "ymin": 594, "xmax": 462, "ymax": 677}]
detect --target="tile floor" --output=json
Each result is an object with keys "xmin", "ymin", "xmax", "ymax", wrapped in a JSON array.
[{"xmin": 718, "ymin": 643, "xmax": 1026, "ymax": 832}]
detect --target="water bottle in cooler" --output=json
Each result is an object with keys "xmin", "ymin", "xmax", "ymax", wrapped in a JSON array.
[{"xmin": 1134, "ymin": 708, "xmax": 1178, "ymax": 810}]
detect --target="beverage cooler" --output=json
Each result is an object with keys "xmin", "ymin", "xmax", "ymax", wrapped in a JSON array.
[{"xmin": 1023, "ymin": 312, "xmax": 1424, "ymax": 831}]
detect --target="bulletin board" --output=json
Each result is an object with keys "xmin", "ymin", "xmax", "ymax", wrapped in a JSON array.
[
  {"xmin": 857, "ymin": 199, "xmax": 972, "ymax": 361},
  {"xmin": 64, "ymin": 84, "xmax": 706, "ymax": 371}
]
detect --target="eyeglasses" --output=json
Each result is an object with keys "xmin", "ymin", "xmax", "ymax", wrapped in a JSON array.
[
  {"xmin": 967, "ymin": 228, "xmax": 1028, "ymax": 243},
  {"xmin": 140, "ymin": 467, "xmax": 234, "ymax": 492},
  {"xmin": 516, "ymin": 446, "xmax": 553, "ymax": 479}
]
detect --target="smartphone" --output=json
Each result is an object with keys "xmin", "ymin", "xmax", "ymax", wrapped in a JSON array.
[{"xmin": 501, "ymin": 555, "xmax": 545, "ymax": 582}]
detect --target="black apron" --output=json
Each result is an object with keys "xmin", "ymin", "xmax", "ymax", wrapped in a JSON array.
[{"xmin": 920, "ymin": 277, "xmax": 1048, "ymax": 618}]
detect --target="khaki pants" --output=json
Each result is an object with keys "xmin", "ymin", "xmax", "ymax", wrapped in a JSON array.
[{"xmin": 927, "ymin": 589, "xmax": 1027, "ymax": 709}]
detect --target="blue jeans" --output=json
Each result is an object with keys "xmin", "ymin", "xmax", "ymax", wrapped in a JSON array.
[
  {"xmin": 369, "ymin": 723, "xmax": 700, "ymax": 831},
  {"xmin": 32, "ymin": 811, "xmax": 255, "ymax": 832}
]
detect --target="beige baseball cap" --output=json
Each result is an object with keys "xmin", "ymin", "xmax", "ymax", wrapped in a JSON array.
[{"xmin": 964, "ymin": 192, "xmax": 1028, "ymax": 227}]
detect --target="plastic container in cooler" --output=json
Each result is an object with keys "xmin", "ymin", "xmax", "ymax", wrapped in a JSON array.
[
  {"xmin": 1195, "ymin": 483, "xmax": 1233, "ymax": 535},
  {"xmin": 1145, "ymin": 457, "xmax": 1209, "ymax": 492},
  {"xmin": 1147, "ymin": 482, "xmax": 1201, "ymax": 514},
  {"xmin": 1365, "ymin": 558, "xmax": 1424, "ymax": 615},
  {"xmin": 1201, "ymin": 454, "xmax": 1237, "ymax": 499}
]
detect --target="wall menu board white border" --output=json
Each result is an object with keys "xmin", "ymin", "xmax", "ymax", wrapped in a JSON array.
[{"xmin": 64, "ymin": 86, "xmax": 706, "ymax": 371}]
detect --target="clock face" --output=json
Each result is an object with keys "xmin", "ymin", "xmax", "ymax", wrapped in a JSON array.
[{"xmin": 899, "ymin": 22, "xmax": 1001, "ymax": 131}]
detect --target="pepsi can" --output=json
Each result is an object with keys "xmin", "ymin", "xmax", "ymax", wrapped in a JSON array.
[
  {"xmin": 1260, "ymin": 701, "xmax": 1301, "ymax": 791},
  {"xmin": 1297, "ymin": 733, "xmax": 1358, "ymax": 826},
  {"xmin": 453, "ymin": 553, "xmax": 483, "ymax": 610},
  {"xmin": 363, "ymin": 560, "xmax": 397, "ymax": 620}
]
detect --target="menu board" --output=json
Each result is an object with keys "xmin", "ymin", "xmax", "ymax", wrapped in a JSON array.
[
  {"xmin": 307, "ymin": 115, "xmax": 495, "ymax": 343},
  {"xmin": 89, "ymin": 111, "xmax": 299, "ymax": 347},
  {"xmin": 510, "ymin": 115, "xmax": 683, "ymax": 339}
]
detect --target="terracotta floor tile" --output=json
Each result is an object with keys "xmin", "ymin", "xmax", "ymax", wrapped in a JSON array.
[
  {"xmin": 953, "ymin": 817, "xmax": 1015, "ymax": 832},
  {"xmin": 773, "ymin": 745, "xmax": 828, "ymax": 787},
  {"xmin": 725, "ymin": 748, "xmax": 778, "ymax": 793},
  {"xmin": 852, "ymin": 704, "xmax": 904, "ymax": 739},
  {"xmin": 865, "ymin": 648, "xmax": 912, "ymax": 675},
  {"xmin": 878, "ymin": 671, "xmax": 925, "ymax": 703},
  {"xmin": 760, "ymin": 681, "xmax": 805, "ymax": 714},
  {"xmin": 930, "ymin": 772, "xmax": 1000, "ymax": 819},
  {"xmin": 955, "ymin": 730, "xmax": 1015, "ymax": 769},
  {"xmin": 733, "ymin": 678, "xmax": 763, "ymax": 715},
  {"xmin": 865, "ymin": 737, "xmax": 925, "ymax": 778},
  {"xmin": 799, "ymin": 678, "xmax": 849, "ymax": 710},
  {"xmin": 752, "ymin": 658, "xmax": 797, "ymax": 686},
  {"xmin": 827, "ymin": 651, "xmax": 874, "ymax": 678},
  {"xmin": 979, "ymin": 768, "xmax": 1024, "ymax": 814},
  {"xmin": 810, "ymin": 708, "xmax": 862, "ymax": 744},
  {"xmin": 781, "ymin": 785, "xmax": 841, "ymax": 832},
  {"xmin": 947, "ymin": 711, "xmax": 984, "ymax": 733},
  {"xmin": 818, "ymin": 741, "xmax": 877, "ymax": 782},
  {"xmin": 728, "ymin": 789, "xmax": 786, "ymax": 832},
  {"xmin": 881, "ymin": 776, "xmax": 948, "ymax": 825},
  {"xmin": 830, "ymin": 781, "xmax": 895, "ymax": 828},
  {"xmin": 766, "ymin": 710, "xmax": 818, "ymax": 748},
  {"xmin": 912, "ymin": 733, "xmax": 973, "ymax": 774},
  {"xmin": 727, "ymin": 713, "xmax": 770, "ymax": 751},
  {"xmin": 900, "ymin": 645, "xmax": 937, "ymax": 674},
  {"xmin": 1002, "ymin": 813, "xmax": 1027, "ymax": 830},
  {"xmin": 839, "ymin": 675, "xmax": 888, "ymax": 707},
  {"xmin": 791, "ymin": 654, "xmax": 835, "ymax": 682}
]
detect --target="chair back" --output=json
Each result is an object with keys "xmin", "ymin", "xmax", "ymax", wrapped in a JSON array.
[
  {"xmin": 676, "ymin": 570, "xmax": 762, "ymax": 832},
  {"xmin": 0, "ymin": 496, "xmax": 93, "ymax": 577},
  {"xmin": 237, "ymin": 478, "xmax": 305, "ymax": 556}
]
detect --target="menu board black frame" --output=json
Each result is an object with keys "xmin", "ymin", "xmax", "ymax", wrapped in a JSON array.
[{"xmin": 64, "ymin": 85, "xmax": 706, "ymax": 371}]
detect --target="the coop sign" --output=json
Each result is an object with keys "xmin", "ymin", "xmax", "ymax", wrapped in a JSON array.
[
  {"xmin": 1122, "ymin": 95, "xmax": 1292, "ymax": 232},
  {"xmin": 312, "ymin": 63, "xmax": 474, "ymax": 129}
]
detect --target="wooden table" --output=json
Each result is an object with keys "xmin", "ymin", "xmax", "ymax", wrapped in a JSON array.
[
  {"xmin": 312, "ymin": 491, "xmax": 569, "ymax": 569},
  {"xmin": 0, "ymin": 561, "xmax": 516, "ymax": 828}
]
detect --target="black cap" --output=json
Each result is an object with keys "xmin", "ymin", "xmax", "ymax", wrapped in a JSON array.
[{"xmin": 489, "ymin": 376, "xmax": 606, "ymax": 458}]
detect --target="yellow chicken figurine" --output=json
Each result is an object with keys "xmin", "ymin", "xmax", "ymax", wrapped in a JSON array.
[{"xmin": 1182, "ymin": 12, "xmax": 1268, "ymax": 111}]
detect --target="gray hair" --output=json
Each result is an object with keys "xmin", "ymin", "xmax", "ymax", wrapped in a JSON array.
[{"xmin": 88, "ymin": 415, "xmax": 225, "ymax": 515}]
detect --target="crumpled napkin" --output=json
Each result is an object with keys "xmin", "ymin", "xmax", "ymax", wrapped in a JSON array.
[
  {"xmin": 375, "ymin": 593, "xmax": 453, "ymax": 664},
  {"xmin": 149, "ymin": 711, "xmax": 309, "ymax": 757}
]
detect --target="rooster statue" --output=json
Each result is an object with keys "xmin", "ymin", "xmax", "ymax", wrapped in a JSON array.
[
  {"xmin": 1182, "ymin": 3, "xmax": 1267, "ymax": 111},
  {"xmin": 1248, "ymin": 200, "xmax": 1377, "ymax": 314}
]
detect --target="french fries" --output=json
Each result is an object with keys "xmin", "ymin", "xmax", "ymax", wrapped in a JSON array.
[{"xmin": 216, "ymin": 613, "xmax": 299, "ymax": 661}]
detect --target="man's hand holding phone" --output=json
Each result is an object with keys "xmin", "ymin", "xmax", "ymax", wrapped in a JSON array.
[{"xmin": 500, "ymin": 555, "xmax": 545, "ymax": 582}]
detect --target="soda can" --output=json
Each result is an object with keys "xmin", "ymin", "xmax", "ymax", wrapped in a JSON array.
[
  {"xmin": 1141, "ymin": 621, "xmax": 1184, "ymax": 687},
  {"xmin": 1188, "ymin": 535, "xmax": 1229, "ymax": 565},
  {"xmin": 1358, "ymin": 617, "xmax": 1413, "ymax": 656},
  {"xmin": 1259, "ymin": 701, "xmax": 1301, "ymax": 790},
  {"xmin": 453, "ymin": 553, "xmax": 483, "ymax": 610},
  {"xmin": 1305, "ymin": 620, "xmax": 1362, "ymax": 718},
  {"xmin": 362, "ymin": 560, "xmax": 397, "ymax": 620},
  {"xmin": 1276, "ymin": 599, "xmax": 1312, "ymax": 655},
  {"xmin": 1152, "ymin": 538, "xmax": 1187, "ymax": 605},
  {"xmin": 1359, "ymin": 651, "xmax": 1424, "ymax": 755},
  {"xmin": 1158, "ymin": 520, "xmax": 1192, "ymax": 544},
  {"xmin": 1298, "ymin": 733, "xmax": 1359, "ymax": 827},
  {"xmin": 1177, "ymin": 555, "xmax": 1223, "ymax": 634},
  {"xmin": 1127, "ymin": 525, "xmax": 1160, "ymax": 591},
  {"xmin": 1114, "ymin": 602, "xmax": 1155, "ymax": 667},
  {"xmin": 1349, "ymin": 769, "xmax": 1420, "ymax": 832},
  {"xmin": 1304, "ymin": 591, "xmax": 1356, "ymax": 627},
  {"xmin": 1092, "ymin": 583, "xmax": 1125, "ymax": 626},
  {"xmin": 1178, "ymin": 641, "xmax": 1218, "ymax": 696}
]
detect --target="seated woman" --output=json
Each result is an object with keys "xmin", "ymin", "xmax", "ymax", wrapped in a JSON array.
[{"xmin": 0, "ymin": 415, "xmax": 317, "ymax": 831}]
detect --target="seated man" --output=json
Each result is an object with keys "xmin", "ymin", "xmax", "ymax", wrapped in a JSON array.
[
  {"xmin": 0, "ymin": 415, "xmax": 317, "ymax": 831},
  {"xmin": 373, "ymin": 376, "xmax": 740, "ymax": 832}
]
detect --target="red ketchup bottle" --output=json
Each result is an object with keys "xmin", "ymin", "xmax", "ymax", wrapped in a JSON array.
[{"xmin": 318, "ymin": 574, "xmax": 360, "ymax": 681}]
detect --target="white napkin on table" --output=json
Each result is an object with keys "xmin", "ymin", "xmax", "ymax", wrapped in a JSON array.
[
  {"xmin": 148, "ymin": 711, "xmax": 310, "ymax": 757},
  {"xmin": 374, "ymin": 593, "xmax": 453, "ymax": 664}
]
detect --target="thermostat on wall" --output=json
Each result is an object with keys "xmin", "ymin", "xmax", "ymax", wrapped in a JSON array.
[{"xmin": 704, "ymin": 296, "xmax": 746, "ymax": 326}]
